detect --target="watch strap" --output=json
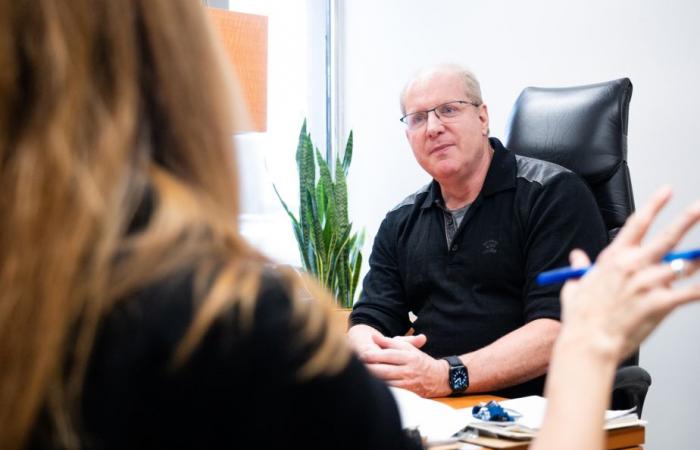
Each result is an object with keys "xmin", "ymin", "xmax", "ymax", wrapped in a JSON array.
[{"xmin": 443, "ymin": 355, "xmax": 463, "ymax": 368}]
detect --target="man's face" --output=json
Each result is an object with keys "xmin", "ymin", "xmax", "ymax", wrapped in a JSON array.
[{"xmin": 403, "ymin": 71, "xmax": 490, "ymax": 182}]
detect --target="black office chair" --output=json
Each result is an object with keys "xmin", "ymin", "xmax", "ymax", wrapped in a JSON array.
[{"xmin": 503, "ymin": 78, "xmax": 651, "ymax": 415}]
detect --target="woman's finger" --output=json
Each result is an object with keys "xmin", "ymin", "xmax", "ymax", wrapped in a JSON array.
[
  {"xmin": 569, "ymin": 249, "xmax": 591, "ymax": 268},
  {"xmin": 640, "ymin": 200, "xmax": 700, "ymax": 264},
  {"xmin": 611, "ymin": 186, "xmax": 672, "ymax": 249},
  {"xmin": 625, "ymin": 264, "xmax": 677, "ymax": 295},
  {"xmin": 662, "ymin": 281, "xmax": 700, "ymax": 308}
]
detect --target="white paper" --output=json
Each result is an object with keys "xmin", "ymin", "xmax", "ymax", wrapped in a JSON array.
[
  {"xmin": 499, "ymin": 396, "xmax": 548, "ymax": 430},
  {"xmin": 500, "ymin": 396, "xmax": 643, "ymax": 431},
  {"xmin": 389, "ymin": 387, "xmax": 474, "ymax": 443},
  {"xmin": 390, "ymin": 390, "xmax": 644, "ymax": 445}
]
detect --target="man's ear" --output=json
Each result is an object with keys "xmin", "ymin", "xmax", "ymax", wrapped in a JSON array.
[{"xmin": 479, "ymin": 104, "xmax": 490, "ymax": 136}]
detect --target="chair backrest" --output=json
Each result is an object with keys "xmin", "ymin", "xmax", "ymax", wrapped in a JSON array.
[
  {"xmin": 504, "ymin": 78, "xmax": 634, "ymax": 242},
  {"xmin": 504, "ymin": 78, "xmax": 638, "ymax": 366}
]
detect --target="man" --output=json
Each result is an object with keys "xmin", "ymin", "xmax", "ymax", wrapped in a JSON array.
[{"xmin": 348, "ymin": 64, "xmax": 608, "ymax": 399}]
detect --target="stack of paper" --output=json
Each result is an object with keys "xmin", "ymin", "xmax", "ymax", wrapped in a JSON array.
[
  {"xmin": 501, "ymin": 396, "xmax": 640, "ymax": 431},
  {"xmin": 389, "ymin": 388, "xmax": 645, "ymax": 445},
  {"xmin": 389, "ymin": 387, "xmax": 474, "ymax": 444}
]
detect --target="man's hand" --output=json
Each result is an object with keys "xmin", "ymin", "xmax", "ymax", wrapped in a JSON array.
[
  {"xmin": 359, "ymin": 333, "xmax": 451, "ymax": 398},
  {"xmin": 347, "ymin": 324, "xmax": 384, "ymax": 356}
]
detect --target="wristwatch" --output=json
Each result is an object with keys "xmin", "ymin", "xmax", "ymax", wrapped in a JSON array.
[{"xmin": 443, "ymin": 355, "xmax": 469, "ymax": 394}]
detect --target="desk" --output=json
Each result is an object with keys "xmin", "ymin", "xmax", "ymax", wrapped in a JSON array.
[{"xmin": 430, "ymin": 395, "xmax": 644, "ymax": 450}]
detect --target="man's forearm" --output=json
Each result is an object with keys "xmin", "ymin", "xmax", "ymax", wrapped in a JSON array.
[{"xmin": 460, "ymin": 318, "xmax": 560, "ymax": 393}]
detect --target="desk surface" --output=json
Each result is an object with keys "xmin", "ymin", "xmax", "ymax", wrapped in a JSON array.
[
  {"xmin": 434, "ymin": 394, "xmax": 506, "ymax": 409},
  {"xmin": 429, "ymin": 395, "xmax": 644, "ymax": 450}
]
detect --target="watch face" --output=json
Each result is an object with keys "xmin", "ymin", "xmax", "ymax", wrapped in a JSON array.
[{"xmin": 451, "ymin": 366, "xmax": 468, "ymax": 391}]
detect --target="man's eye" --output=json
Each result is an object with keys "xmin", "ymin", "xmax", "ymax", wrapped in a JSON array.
[
  {"xmin": 440, "ymin": 105, "xmax": 457, "ymax": 115},
  {"xmin": 410, "ymin": 114, "xmax": 427, "ymax": 125}
]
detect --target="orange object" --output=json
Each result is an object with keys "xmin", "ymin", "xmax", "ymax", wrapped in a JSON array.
[{"xmin": 207, "ymin": 8, "xmax": 268, "ymax": 132}]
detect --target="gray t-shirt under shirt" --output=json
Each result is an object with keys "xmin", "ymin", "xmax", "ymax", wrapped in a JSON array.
[{"xmin": 443, "ymin": 204, "xmax": 470, "ymax": 247}]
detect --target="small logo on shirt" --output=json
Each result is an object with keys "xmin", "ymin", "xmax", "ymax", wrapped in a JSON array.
[{"xmin": 482, "ymin": 239, "xmax": 498, "ymax": 254}]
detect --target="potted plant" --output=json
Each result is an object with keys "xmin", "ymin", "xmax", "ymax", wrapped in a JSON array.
[{"xmin": 274, "ymin": 121, "xmax": 364, "ymax": 309}]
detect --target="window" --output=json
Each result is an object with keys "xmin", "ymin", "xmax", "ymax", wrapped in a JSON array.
[{"xmin": 226, "ymin": 0, "xmax": 331, "ymax": 265}]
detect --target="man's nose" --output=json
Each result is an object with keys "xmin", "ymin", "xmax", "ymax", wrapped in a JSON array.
[{"xmin": 425, "ymin": 110, "xmax": 444, "ymax": 137}]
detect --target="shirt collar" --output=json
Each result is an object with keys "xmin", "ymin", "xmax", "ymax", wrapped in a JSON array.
[
  {"xmin": 481, "ymin": 137, "xmax": 517, "ymax": 196},
  {"xmin": 420, "ymin": 137, "xmax": 516, "ymax": 210}
]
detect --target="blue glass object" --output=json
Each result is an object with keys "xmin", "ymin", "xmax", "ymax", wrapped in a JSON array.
[{"xmin": 472, "ymin": 401, "xmax": 519, "ymax": 422}]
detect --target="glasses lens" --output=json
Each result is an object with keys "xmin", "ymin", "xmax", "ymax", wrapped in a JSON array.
[
  {"xmin": 403, "ymin": 101, "xmax": 473, "ymax": 129},
  {"xmin": 437, "ymin": 102, "xmax": 464, "ymax": 119},
  {"xmin": 406, "ymin": 112, "xmax": 427, "ymax": 129}
]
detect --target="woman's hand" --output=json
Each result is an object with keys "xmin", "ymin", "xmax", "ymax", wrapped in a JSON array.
[{"xmin": 560, "ymin": 186, "xmax": 700, "ymax": 362}]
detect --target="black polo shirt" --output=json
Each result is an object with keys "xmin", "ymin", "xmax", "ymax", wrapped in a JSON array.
[{"xmin": 350, "ymin": 138, "xmax": 607, "ymax": 398}]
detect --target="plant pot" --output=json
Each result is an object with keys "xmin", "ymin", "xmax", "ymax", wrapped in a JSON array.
[{"xmin": 334, "ymin": 307, "xmax": 352, "ymax": 331}]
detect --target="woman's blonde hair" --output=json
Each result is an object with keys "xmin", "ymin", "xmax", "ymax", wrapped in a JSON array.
[{"xmin": 0, "ymin": 1, "xmax": 348, "ymax": 448}]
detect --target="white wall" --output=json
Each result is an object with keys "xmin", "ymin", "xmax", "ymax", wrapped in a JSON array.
[{"xmin": 338, "ymin": 1, "xmax": 700, "ymax": 448}]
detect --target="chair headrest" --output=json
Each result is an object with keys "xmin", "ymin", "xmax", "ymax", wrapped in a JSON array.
[{"xmin": 504, "ymin": 78, "xmax": 632, "ymax": 185}]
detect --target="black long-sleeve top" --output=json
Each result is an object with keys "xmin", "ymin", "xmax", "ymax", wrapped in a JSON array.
[{"xmin": 31, "ymin": 269, "xmax": 421, "ymax": 450}]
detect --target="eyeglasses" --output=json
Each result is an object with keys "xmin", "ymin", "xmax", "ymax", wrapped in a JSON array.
[{"xmin": 400, "ymin": 100, "xmax": 480, "ymax": 130}]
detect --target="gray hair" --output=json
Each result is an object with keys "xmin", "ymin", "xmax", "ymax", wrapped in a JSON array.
[{"xmin": 399, "ymin": 64, "xmax": 483, "ymax": 115}]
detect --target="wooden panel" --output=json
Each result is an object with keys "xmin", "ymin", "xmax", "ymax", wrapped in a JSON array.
[
  {"xmin": 606, "ymin": 427, "xmax": 645, "ymax": 449},
  {"xmin": 207, "ymin": 8, "xmax": 267, "ymax": 132}
]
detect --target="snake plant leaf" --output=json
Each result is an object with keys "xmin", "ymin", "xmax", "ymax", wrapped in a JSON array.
[
  {"xmin": 275, "ymin": 120, "xmax": 364, "ymax": 307},
  {"xmin": 350, "ymin": 246, "xmax": 363, "ymax": 302},
  {"xmin": 272, "ymin": 183, "xmax": 311, "ymax": 270},
  {"xmin": 351, "ymin": 229, "xmax": 365, "ymax": 261},
  {"xmin": 335, "ymin": 255, "xmax": 349, "ymax": 306},
  {"xmin": 341, "ymin": 130, "xmax": 353, "ymax": 177},
  {"xmin": 301, "ymin": 133, "xmax": 315, "ymax": 195},
  {"xmin": 298, "ymin": 127, "xmax": 315, "ymax": 254},
  {"xmin": 315, "ymin": 182, "xmax": 327, "ymax": 228},
  {"xmin": 302, "ymin": 189, "xmax": 319, "ymax": 274},
  {"xmin": 328, "ymin": 233, "xmax": 347, "ymax": 273},
  {"xmin": 295, "ymin": 119, "xmax": 307, "ymax": 168},
  {"xmin": 330, "ymin": 226, "xmax": 354, "ymax": 307},
  {"xmin": 305, "ymin": 187, "xmax": 325, "ymax": 264},
  {"xmin": 295, "ymin": 121, "xmax": 309, "ymax": 233},
  {"xmin": 315, "ymin": 147, "xmax": 336, "ymax": 229},
  {"xmin": 333, "ymin": 158, "xmax": 351, "ymax": 306},
  {"xmin": 272, "ymin": 182, "xmax": 299, "ymax": 226},
  {"xmin": 319, "ymin": 194, "xmax": 336, "ymax": 250},
  {"xmin": 334, "ymin": 159, "xmax": 349, "ymax": 233},
  {"xmin": 346, "ymin": 229, "xmax": 364, "ymax": 302},
  {"xmin": 323, "ymin": 231, "xmax": 339, "ymax": 287},
  {"xmin": 316, "ymin": 147, "xmax": 334, "ymax": 200}
]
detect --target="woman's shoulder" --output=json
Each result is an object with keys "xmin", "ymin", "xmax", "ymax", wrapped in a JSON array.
[
  {"xmin": 93, "ymin": 263, "xmax": 295, "ymax": 364},
  {"xmin": 81, "ymin": 263, "xmax": 419, "ymax": 449}
]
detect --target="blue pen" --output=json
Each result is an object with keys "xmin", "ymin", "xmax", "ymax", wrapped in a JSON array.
[{"xmin": 536, "ymin": 248, "xmax": 700, "ymax": 286}]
